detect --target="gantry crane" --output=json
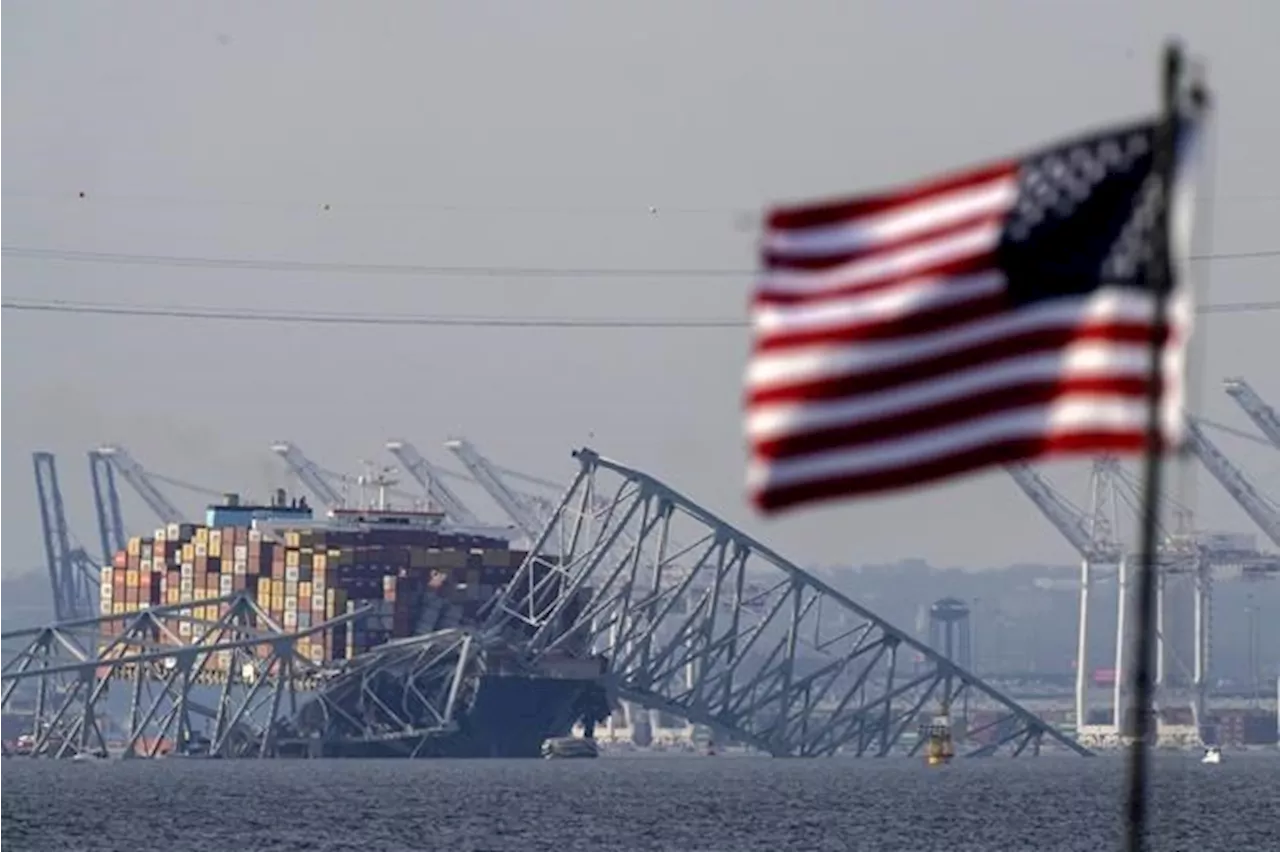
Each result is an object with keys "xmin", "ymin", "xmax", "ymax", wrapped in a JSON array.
[
  {"xmin": 1008, "ymin": 456, "xmax": 1209, "ymax": 739},
  {"xmin": 1005, "ymin": 460, "xmax": 1125, "ymax": 736},
  {"xmin": 275, "ymin": 441, "xmax": 460, "ymax": 514},
  {"xmin": 384, "ymin": 440, "xmax": 482, "ymax": 525},
  {"xmin": 94, "ymin": 445, "xmax": 187, "ymax": 524},
  {"xmin": 1175, "ymin": 416, "xmax": 1280, "ymax": 732},
  {"xmin": 33, "ymin": 453, "xmax": 99, "ymax": 621},
  {"xmin": 270, "ymin": 442, "xmax": 345, "ymax": 509}
]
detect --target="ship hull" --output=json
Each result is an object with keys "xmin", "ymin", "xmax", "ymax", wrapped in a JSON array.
[{"xmin": 288, "ymin": 674, "xmax": 608, "ymax": 759}]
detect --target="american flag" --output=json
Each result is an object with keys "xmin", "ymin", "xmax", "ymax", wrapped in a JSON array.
[{"xmin": 746, "ymin": 116, "xmax": 1202, "ymax": 514}]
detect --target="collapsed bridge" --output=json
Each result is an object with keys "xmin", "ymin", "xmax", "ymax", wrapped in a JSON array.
[{"xmin": 3, "ymin": 448, "xmax": 1089, "ymax": 760}]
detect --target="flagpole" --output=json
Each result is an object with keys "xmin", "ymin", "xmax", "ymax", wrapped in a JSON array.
[{"xmin": 1124, "ymin": 41, "xmax": 1184, "ymax": 852}]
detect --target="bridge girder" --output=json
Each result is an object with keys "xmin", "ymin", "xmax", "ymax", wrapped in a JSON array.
[
  {"xmin": 288, "ymin": 629, "xmax": 488, "ymax": 756},
  {"xmin": 483, "ymin": 447, "xmax": 1091, "ymax": 758},
  {"xmin": 1, "ymin": 594, "xmax": 368, "ymax": 758}
]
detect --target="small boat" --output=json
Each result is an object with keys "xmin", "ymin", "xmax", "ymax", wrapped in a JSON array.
[
  {"xmin": 541, "ymin": 736, "xmax": 599, "ymax": 759},
  {"xmin": 1201, "ymin": 746, "xmax": 1222, "ymax": 765}
]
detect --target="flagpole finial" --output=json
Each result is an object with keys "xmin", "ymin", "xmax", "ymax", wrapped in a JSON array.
[{"xmin": 1163, "ymin": 41, "xmax": 1183, "ymax": 98}]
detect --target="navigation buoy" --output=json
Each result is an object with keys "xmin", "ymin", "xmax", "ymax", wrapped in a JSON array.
[{"xmin": 923, "ymin": 701, "xmax": 955, "ymax": 767}]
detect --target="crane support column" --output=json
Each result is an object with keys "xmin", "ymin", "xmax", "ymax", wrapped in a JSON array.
[
  {"xmin": 1006, "ymin": 461, "xmax": 1122, "ymax": 743},
  {"xmin": 1155, "ymin": 572, "xmax": 1167, "ymax": 694},
  {"xmin": 1075, "ymin": 557, "xmax": 1092, "ymax": 732},
  {"xmin": 1114, "ymin": 556, "xmax": 1129, "ymax": 734},
  {"xmin": 1193, "ymin": 556, "xmax": 1210, "ymax": 735}
]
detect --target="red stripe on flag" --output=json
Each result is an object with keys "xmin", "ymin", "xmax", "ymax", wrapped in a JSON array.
[
  {"xmin": 751, "ymin": 431, "xmax": 1156, "ymax": 513},
  {"xmin": 748, "ymin": 322, "xmax": 1169, "ymax": 404},
  {"xmin": 754, "ymin": 254, "xmax": 1000, "ymax": 307},
  {"xmin": 766, "ymin": 162, "xmax": 1018, "ymax": 230},
  {"xmin": 752, "ymin": 293, "xmax": 1008, "ymax": 352},
  {"xmin": 752, "ymin": 375, "xmax": 1159, "ymax": 461},
  {"xmin": 761, "ymin": 213, "xmax": 1007, "ymax": 272}
]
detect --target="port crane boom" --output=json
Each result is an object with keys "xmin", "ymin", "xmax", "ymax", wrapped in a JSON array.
[
  {"xmin": 88, "ymin": 450, "xmax": 127, "ymax": 564},
  {"xmin": 1004, "ymin": 463, "xmax": 1122, "ymax": 563},
  {"xmin": 33, "ymin": 453, "xmax": 99, "ymax": 620},
  {"xmin": 95, "ymin": 445, "xmax": 187, "ymax": 524},
  {"xmin": 1184, "ymin": 417, "xmax": 1280, "ymax": 548},
  {"xmin": 270, "ymin": 442, "xmax": 344, "ymax": 509},
  {"xmin": 1223, "ymin": 377, "xmax": 1280, "ymax": 449},
  {"xmin": 384, "ymin": 440, "xmax": 482, "ymax": 525},
  {"xmin": 443, "ymin": 438, "xmax": 552, "ymax": 541}
]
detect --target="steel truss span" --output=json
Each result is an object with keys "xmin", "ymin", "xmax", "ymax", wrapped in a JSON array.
[
  {"xmin": 1, "ymin": 594, "xmax": 367, "ymax": 759},
  {"xmin": 287, "ymin": 629, "xmax": 491, "ymax": 757},
  {"xmin": 483, "ymin": 448, "xmax": 1091, "ymax": 758}
]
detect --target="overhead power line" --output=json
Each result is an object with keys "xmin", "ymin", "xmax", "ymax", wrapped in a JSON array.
[
  {"xmin": 3, "ymin": 245, "xmax": 1280, "ymax": 279},
  {"xmin": 0, "ymin": 300, "xmax": 745, "ymax": 327},
  {"xmin": 6, "ymin": 188, "xmax": 1280, "ymax": 214},
  {"xmin": 3, "ymin": 298, "xmax": 1278, "ymax": 329},
  {"xmin": 1, "ymin": 190, "xmax": 749, "ymax": 218},
  {"xmin": 1, "ymin": 247, "xmax": 746, "ymax": 278}
]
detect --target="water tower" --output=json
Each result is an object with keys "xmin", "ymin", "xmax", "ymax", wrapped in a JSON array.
[{"xmin": 929, "ymin": 597, "xmax": 973, "ymax": 670}]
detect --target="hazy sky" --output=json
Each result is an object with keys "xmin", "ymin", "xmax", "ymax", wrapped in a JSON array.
[{"xmin": 3, "ymin": 0, "xmax": 1278, "ymax": 579}]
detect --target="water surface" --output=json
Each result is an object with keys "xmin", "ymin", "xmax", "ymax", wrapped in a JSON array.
[{"xmin": 3, "ymin": 753, "xmax": 1276, "ymax": 851}]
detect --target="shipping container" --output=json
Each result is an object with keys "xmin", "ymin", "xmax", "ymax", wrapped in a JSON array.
[{"xmin": 100, "ymin": 515, "xmax": 528, "ymax": 665}]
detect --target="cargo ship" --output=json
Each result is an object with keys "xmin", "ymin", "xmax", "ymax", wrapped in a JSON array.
[
  {"xmin": 91, "ymin": 492, "xmax": 610, "ymax": 758},
  {"xmin": 271, "ymin": 643, "xmax": 611, "ymax": 759}
]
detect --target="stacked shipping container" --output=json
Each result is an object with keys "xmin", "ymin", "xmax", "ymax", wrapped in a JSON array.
[{"xmin": 98, "ymin": 519, "xmax": 534, "ymax": 671}]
